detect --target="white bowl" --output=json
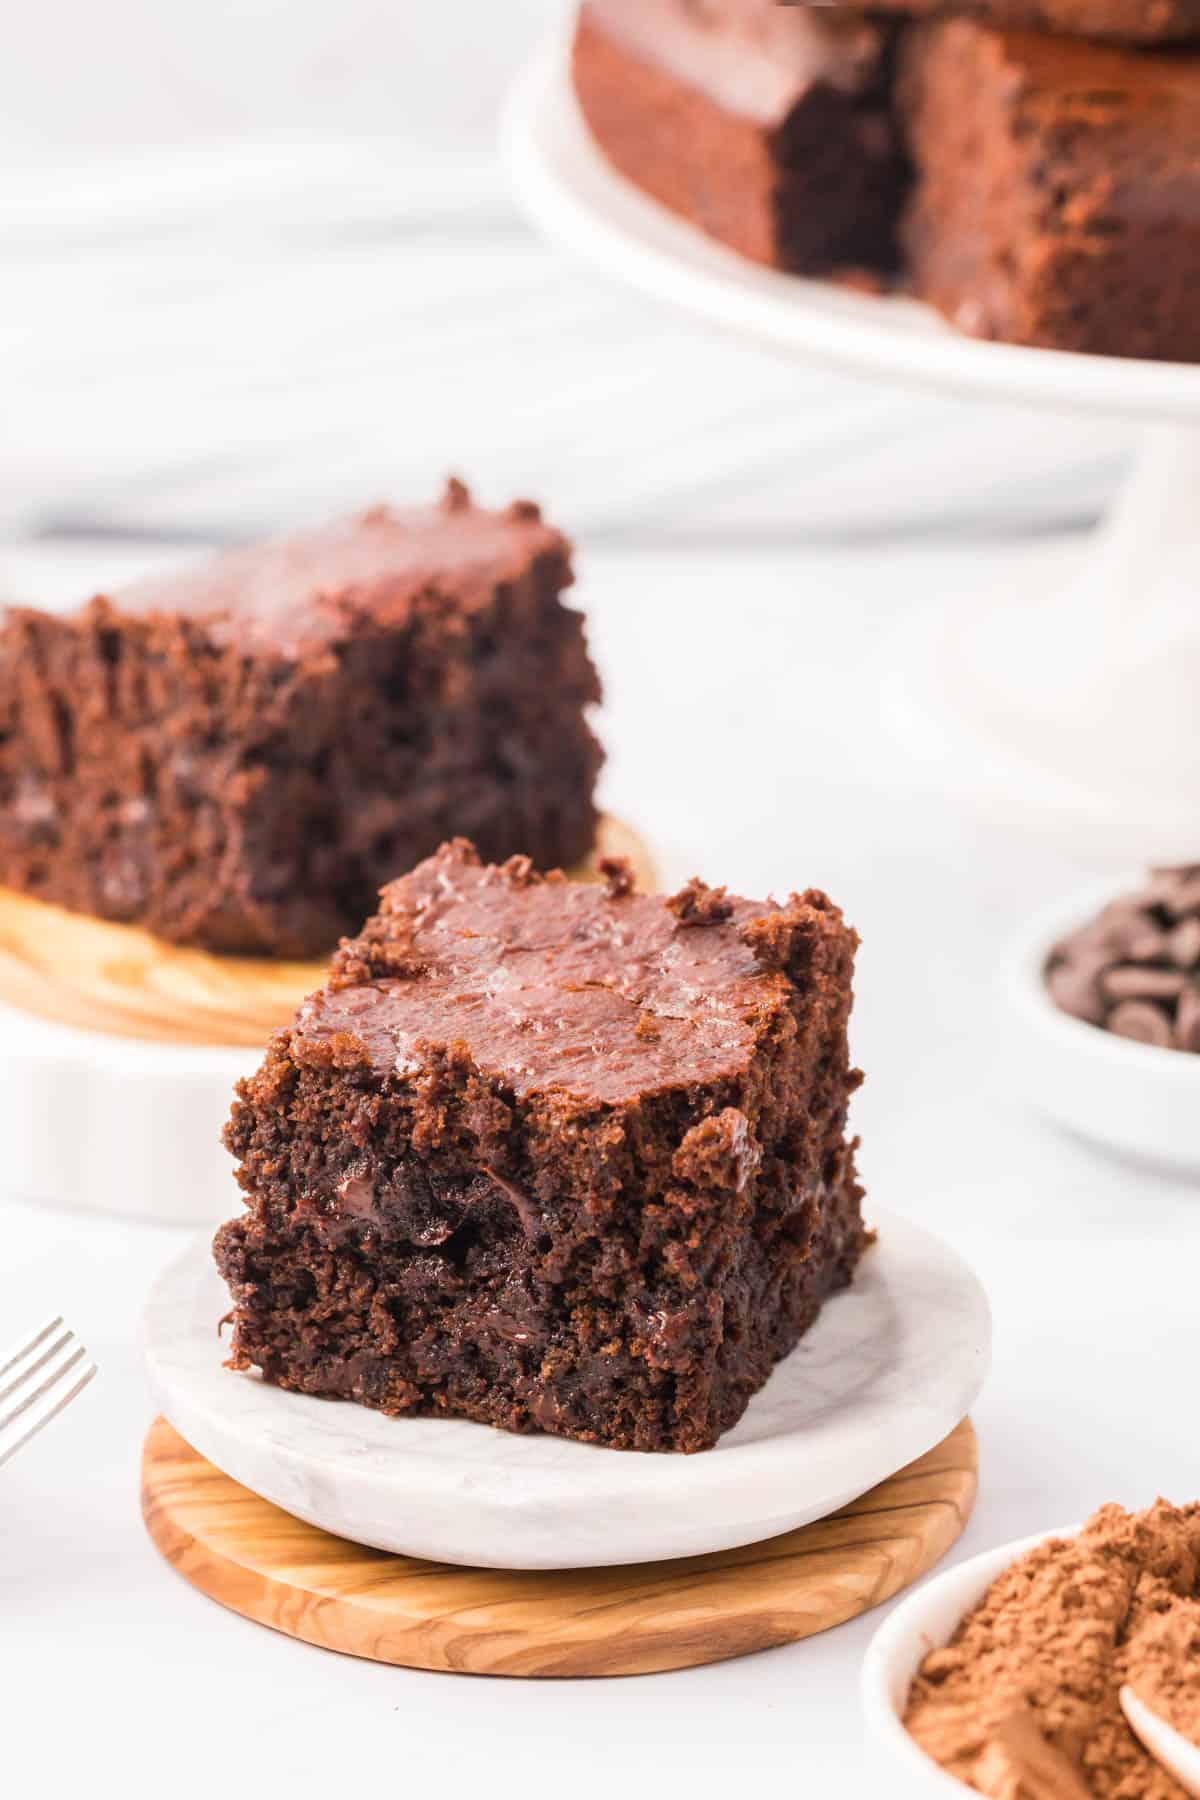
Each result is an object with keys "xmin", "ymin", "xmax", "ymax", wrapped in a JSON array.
[
  {"xmin": 1006, "ymin": 877, "xmax": 1200, "ymax": 1173},
  {"xmin": 861, "ymin": 1524, "xmax": 1079, "ymax": 1795}
]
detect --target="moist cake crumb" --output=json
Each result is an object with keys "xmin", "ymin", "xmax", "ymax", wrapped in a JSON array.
[{"xmin": 214, "ymin": 838, "xmax": 868, "ymax": 1453}]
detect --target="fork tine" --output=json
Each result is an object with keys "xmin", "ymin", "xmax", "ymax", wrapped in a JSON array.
[
  {"xmin": 0, "ymin": 1316, "xmax": 65, "ymax": 1384},
  {"xmin": 0, "ymin": 1321, "xmax": 74, "ymax": 1406},
  {"xmin": 0, "ymin": 1337, "xmax": 90, "ymax": 1434},
  {"xmin": 0, "ymin": 1356, "xmax": 96, "ymax": 1470}
]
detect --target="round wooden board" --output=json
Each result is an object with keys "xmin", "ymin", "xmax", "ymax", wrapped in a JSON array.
[
  {"xmin": 141, "ymin": 1415, "xmax": 978, "ymax": 1679},
  {"xmin": 0, "ymin": 816, "xmax": 656, "ymax": 1049}
]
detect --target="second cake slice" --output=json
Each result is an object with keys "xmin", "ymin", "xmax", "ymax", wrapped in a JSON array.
[
  {"xmin": 0, "ymin": 481, "xmax": 601, "ymax": 957},
  {"xmin": 215, "ymin": 841, "xmax": 867, "ymax": 1453}
]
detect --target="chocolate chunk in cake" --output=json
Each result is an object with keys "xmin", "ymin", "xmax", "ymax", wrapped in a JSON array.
[
  {"xmin": 897, "ymin": 21, "xmax": 1200, "ymax": 358},
  {"xmin": 572, "ymin": 0, "xmax": 907, "ymax": 276},
  {"xmin": 214, "ymin": 839, "xmax": 867, "ymax": 1453},
  {"xmin": 0, "ymin": 483, "xmax": 602, "ymax": 956}
]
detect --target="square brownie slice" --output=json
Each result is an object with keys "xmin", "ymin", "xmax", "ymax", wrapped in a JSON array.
[
  {"xmin": 898, "ymin": 21, "xmax": 1200, "ymax": 359},
  {"xmin": 572, "ymin": 0, "xmax": 906, "ymax": 276},
  {"xmin": 214, "ymin": 841, "xmax": 867, "ymax": 1454},
  {"xmin": 0, "ymin": 482, "xmax": 602, "ymax": 957}
]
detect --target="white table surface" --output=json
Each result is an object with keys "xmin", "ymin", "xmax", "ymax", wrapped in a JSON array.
[{"xmin": 2, "ymin": 533, "xmax": 1196, "ymax": 1800}]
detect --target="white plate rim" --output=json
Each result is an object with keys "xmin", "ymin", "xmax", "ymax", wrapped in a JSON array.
[{"xmin": 145, "ymin": 1206, "xmax": 991, "ymax": 1567}]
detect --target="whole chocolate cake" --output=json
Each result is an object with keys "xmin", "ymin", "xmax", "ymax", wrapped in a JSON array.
[
  {"xmin": 0, "ymin": 482, "xmax": 602, "ymax": 957},
  {"xmin": 571, "ymin": 0, "xmax": 1200, "ymax": 361},
  {"xmin": 214, "ymin": 841, "xmax": 867, "ymax": 1453}
]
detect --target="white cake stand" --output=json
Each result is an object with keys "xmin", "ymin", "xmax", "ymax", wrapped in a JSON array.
[{"xmin": 505, "ymin": 43, "xmax": 1200, "ymax": 864}]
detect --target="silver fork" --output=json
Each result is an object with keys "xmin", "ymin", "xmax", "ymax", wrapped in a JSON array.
[{"xmin": 0, "ymin": 1316, "xmax": 97, "ymax": 1468}]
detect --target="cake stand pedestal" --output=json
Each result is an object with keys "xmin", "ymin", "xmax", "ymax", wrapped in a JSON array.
[
  {"xmin": 141, "ymin": 1414, "xmax": 977, "ymax": 1678},
  {"xmin": 505, "ymin": 43, "xmax": 1200, "ymax": 865},
  {"xmin": 0, "ymin": 816, "xmax": 656, "ymax": 1225},
  {"xmin": 887, "ymin": 423, "xmax": 1200, "ymax": 860}
]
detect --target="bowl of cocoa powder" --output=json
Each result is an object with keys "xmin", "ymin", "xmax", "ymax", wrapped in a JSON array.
[
  {"xmin": 862, "ymin": 1501, "xmax": 1200, "ymax": 1798},
  {"xmin": 1008, "ymin": 871, "xmax": 1200, "ymax": 1173}
]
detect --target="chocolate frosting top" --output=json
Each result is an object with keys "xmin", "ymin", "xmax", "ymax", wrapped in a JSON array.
[
  {"xmin": 581, "ymin": 0, "xmax": 887, "ymax": 122},
  {"xmin": 297, "ymin": 842, "xmax": 823, "ymax": 1106},
  {"xmin": 104, "ymin": 480, "xmax": 567, "ymax": 658}
]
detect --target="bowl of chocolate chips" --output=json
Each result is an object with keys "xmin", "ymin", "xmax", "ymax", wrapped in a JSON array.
[{"xmin": 1008, "ymin": 866, "xmax": 1200, "ymax": 1173}]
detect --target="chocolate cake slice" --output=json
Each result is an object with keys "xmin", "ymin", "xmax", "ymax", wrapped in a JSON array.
[
  {"xmin": 572, "ymin": 0, "xmax": 906, "ymax": 276},
  {"xmin": 214, "ymin": 841, "xmax": 867, "ymax": 1454},
  {"xmin": 897, "ymin": 21, "xmax": 1200, "ymax": 359},
  {"xmin": 0, "ymin": 482, "xmax": 601, "ymax": 957}
]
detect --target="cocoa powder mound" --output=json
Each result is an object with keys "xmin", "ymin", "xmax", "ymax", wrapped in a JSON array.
[{"xmin": 904, "ymin": 1501, "xmax": 1200, "ymax": 1798}]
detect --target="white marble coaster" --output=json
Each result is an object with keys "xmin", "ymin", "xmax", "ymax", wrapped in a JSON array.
[{"xmin": 144, "ymin": 1210, "xmax": 991, "ymax": 1570}]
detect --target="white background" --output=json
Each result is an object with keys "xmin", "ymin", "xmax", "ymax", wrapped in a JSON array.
[
  {"xmin": 0, "ymin": 1, "xmax": 557, "ymax": 155},
  {"xmin": 1, "ymin": 7, "xmax": 1194, "ymax": 1798}
]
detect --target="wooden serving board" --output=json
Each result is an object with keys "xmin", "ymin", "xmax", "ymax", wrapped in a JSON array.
[
  {"xmin": 141, "ymin": 1415, "xmax": 978, "ymax": 1679},
  {"xmin": 0, "ymin": 815, "xmax": 656, "ymax": 1049}
]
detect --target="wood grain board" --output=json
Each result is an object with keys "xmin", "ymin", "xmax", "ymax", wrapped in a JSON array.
[
  {"xmin": 0, "ymin": 815, "xmax": 656, "ymax": 1048},
  {"xmin": 141, "ymin": 1415, "xmax": 978, "ymax": 1678}
]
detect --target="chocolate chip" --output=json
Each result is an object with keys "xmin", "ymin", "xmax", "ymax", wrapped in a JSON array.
[
  {"xmin": 1159, "ymin": 871, "xmax": 1200, "ymax": 921},
  {"xmin": 1125, "ymin": 925, "xmax": 1171, "ymax": 964},
  {"xmin": 1047, "ymin": 954, "xmax": 1107, "ymax": 1025},
  {"xmin": 1072, "ymin": 905, "xmax": 1154, "ymax": 961},
  {"xmin": 1167, "ymin": 918, "xmax": 1200, "ymax": 970},
  {"xmin": 1108, "ymin": 1001, "xmax": 1173, "ymax": 1048},
  {"xmin": 1101, "ymin": 966, "xmax": 1188, "ymax": 1003},
  {"xmin": 1175, "ymin": 985, "xmax": 1200, "ymax": 1053}
]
